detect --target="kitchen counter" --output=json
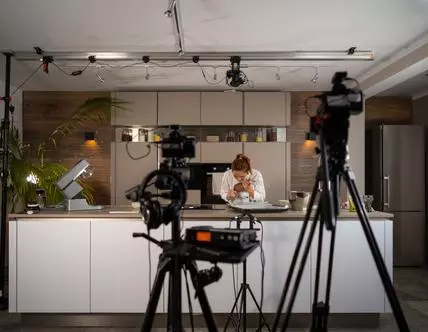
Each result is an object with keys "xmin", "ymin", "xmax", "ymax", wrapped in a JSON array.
[{"xmin": 8, "ymin": 205, "xmax": 393, "ymax": 221}]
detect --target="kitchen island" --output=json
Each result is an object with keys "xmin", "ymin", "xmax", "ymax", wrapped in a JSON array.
[{"xmin": 8, "ymin": 206, "xmax": 393, "ymax": 320}]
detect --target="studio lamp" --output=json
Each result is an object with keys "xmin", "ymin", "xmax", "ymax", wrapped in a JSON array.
[{"xmin": 55, "ymin": 159, "xmax": 103, "ymax": 211}]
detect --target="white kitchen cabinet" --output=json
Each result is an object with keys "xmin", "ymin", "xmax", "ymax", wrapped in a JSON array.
[
  {"xmin": 112, "ymin": 142, "xmax": 158, "ymax": 205},
  {"xmin": 16, "ymin": 220, "xmax": 90, "ymax": 312},
  {"xmin": 246, "ymin": 221, "xmax": 312, "ymax": 313},
  {"xmin": 158, "ymin": 92, "xmax": 201, "ymax": 125},
  {"xmin": 310, "ymin": 220, "xmax": 387, "ymax": 313},
  {"xmin": 201, "ymin": 92, "xmax": 243, "ymax": 125},
  {"xmin": 90, "ymin": 220, "xmax": 164, "ymax": 313},
  {"xmin": 200, "ymin": 142, "xmax": 243, "ymax": 163},
  {"xmin": 243, "ymin": 142, "xmax": 290, "ymax": 203},
  {"xmin": 244, "ymin": 92, "xmax": 290, "ymax": 126},
  {"xmin": 112, "ymin": 92, "xmax": 157, "ymax": 126}
]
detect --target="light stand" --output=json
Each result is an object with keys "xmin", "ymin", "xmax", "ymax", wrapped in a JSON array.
[
  {"xmin": 224, "ymin": 212, "xmax": 271, "ymax": 332},
  {"xmin": 0, "ymin": 52, "xmax": 12, "ymax": 310},
  {"xmin": 271, "ymin": 126, "xmax": 410, "ymax": 331}
]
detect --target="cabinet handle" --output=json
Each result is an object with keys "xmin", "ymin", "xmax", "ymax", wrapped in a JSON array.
[{"xmin": 383, "ymin": 175, "xmax": 390, "ymax": 208}]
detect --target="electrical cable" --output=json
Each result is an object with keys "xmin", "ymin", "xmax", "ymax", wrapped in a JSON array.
[
  {"xmin": 256, "ymin": 220, "xmax": 266, "ymax": 331},
  {"xmin": 11, "ymin": 63, "xmax": 43, "ymax": 96},
  {"xmin": 125, "ymin": 140, "xmax": 151, "ymax": 160},
  {"xmin": 147, "ymin": 226, "xmax": 152, "ymax": 294},
  {"xmin": 184, "ymin": 267, "xmax": 195, "ymax": 332},
  {"xmin": 52, "ymin": 61, "xmax": 91, "ymax": 76}
]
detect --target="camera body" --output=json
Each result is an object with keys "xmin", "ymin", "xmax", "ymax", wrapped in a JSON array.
[{"xmin": 309, "ymin": 72, "xmax": 364, "ymax": 162}]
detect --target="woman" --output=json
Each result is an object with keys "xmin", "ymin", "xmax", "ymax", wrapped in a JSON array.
[{"xmin": 220, "ymin": 153, "xmax": 266, "ymax": 202}]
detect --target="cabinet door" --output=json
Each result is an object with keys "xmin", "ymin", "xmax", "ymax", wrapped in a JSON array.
[
  {"xmin": 311, "ymin": 220, "xmax": 387, "ymax": 313},
  {"xmin": 243, "ymin": 142, "xmax": 290, "ymax": 203},
  {"xmin": 244, "ymin": 92, "xmax": 290, "ymax": 126},
  {"xmin": 112, "ymin": 92, "xmax": 157, "ymax": 126},
  {"xmin": 112, "ymin": 142, "xmax": 158, "ymax": 205},
  {"xmin": 90, "ymin": 220, "xmax": 164, "ymax": 313},
  {"xmin": 158, "ymin": 92, "xmax": 201, "ymax": 125},
  {"xmin": 17, "ymin": 220, "xmax": 90, "ymax": 312},
  {"xmin": 201, "ymin": 92, "xmax": 243, "ymax": 125},
  {"xmin": 200, "ymin": 142, "xmax": 243, "ymax": 163}
]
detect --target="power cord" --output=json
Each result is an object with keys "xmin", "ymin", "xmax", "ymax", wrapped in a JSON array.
[
  {"xmin": 147, "ymin": 226, "xmax": 152, "ymax": 294},
  {"xmin": 256, "ymin": 219, "xmax": 266, "ymax": 331},
  {"xmin": 125, "ymin": 140, "xmax": 151, "ymax": 160},
  {"xmin": 11, "ymin": 63, "xmax": 43, "ymax": 95}
]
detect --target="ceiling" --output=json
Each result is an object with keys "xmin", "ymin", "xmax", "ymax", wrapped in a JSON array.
[
  {"xmin": 1, "ymin": 0, "xmax": 428, "ymax": 92},
  {"xmin": 379, "ymin": 70, "xmax": 428, "ymax": 98}
]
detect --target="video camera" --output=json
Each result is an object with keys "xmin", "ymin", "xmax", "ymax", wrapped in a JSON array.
[
  {"xmin": 308, "ymin": 71, "xmax": 364, "ymax": 162},
  {"xmin": 125, "ymin": 125, "xmax": 195, "ymax": 229},
  {"xmin": 156, "ymin": 125, "xmax": 195, "ymax": 190}
]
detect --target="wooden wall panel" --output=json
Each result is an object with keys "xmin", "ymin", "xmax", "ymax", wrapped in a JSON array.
[
  {"xmin": 365, "ymin": 96, "xmax": 412, "ymax": 128},
  {"xmin": 23, "ymin": 91, "xmax": 112, "ymax": 205}
]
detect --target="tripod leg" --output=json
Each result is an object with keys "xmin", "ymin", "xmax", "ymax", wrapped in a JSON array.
[
  {"xmin": 141, "ymin": 256, "xmax": 171, "ymax": 332},
  {"xmin": 223, "ymin": 285, "xmax": 244, "ymax": 331},
  {"xmin": 344, "ymin": 168, "xmax": 410, "ymax": 332},
  {"xmin": 246, "ymin": 286, "xmax": 271, "ymax": 332},
  {"xmin": 169, "ymin": 255, "xmax": 183, "ymax": 332},
  {"xmin": 311, "ymin": 212, "xmax": 325, "ymax": 329},
  {"xmin": 272, "ymin": 177, "xmax": 320, "ymax": 331},
  {"xmin": 319, "ymin": 132, "xmax": 336, "ymax": 230},
  {"xmin": 186, "ymin": 260, "xmax": 219, "ymax": 332},
  {"xmin": 280, "ymin": 204, "xmax": 322, "ymax": 332}
]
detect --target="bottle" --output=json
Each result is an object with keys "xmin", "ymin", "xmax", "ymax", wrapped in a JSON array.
[
  {"xmin": 256, "ymin": 128, "xmax": 263, "ymax": 142},
  {"xmin": 36, "ymin": 188, "xmax": 46, "ymax": 208}
]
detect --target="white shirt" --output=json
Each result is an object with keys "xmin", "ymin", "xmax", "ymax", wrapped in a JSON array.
[{"xmin": 220, "ymin": 169, "xmax": 266, "ymax": 202}]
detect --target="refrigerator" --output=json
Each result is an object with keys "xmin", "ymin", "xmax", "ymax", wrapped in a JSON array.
[{"xmin": 367, "ymin": 124, "xmax": 425, "ymax": 267}]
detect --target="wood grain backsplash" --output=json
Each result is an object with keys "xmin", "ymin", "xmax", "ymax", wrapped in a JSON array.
[
  {"xmin": 22, "ymin": 91, "xmax": 412, "ymax": 205},
  {"xmin": 23, "ymin": 91, "xmax": 112, "ymax": 205}
]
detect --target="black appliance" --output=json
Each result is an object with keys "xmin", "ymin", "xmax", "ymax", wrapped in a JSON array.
[{"xmin": 200, "ymin": 163, "xmax": 231, "ymax": 204}]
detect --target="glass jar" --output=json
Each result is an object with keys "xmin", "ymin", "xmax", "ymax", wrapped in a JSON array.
[{"xmin": 121, "ymin": 128, "xmax": 132, "ymax": 142}]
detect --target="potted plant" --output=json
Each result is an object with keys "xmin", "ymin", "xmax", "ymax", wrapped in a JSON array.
[{"xmin": 3, "ymin": 96, "xmax": 128, "ymax": 212}]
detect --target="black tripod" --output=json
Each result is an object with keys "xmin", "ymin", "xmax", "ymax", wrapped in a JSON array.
[
  {"xmin": 133, "ymin": 217, "xmax": 219, "ymax": 332},
  {"xmin": 271, "ymin": 130, "xmax": 410, "ymax": 332},
  {"xmin": 224, "ymin": 213, "xmax": 271, "ymax": 332}
]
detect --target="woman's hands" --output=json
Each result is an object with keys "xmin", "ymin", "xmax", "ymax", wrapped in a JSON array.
[
  {"xmin": 227, "ymin": 190, "xmax": 237, "ymax": 201},
  {"xmin": 242, "ymin": 179, "xmax": 255, "ymax": 199}
]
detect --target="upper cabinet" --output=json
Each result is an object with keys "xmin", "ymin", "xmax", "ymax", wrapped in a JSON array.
[
  {"xmin": 111, "ymin": 92, "xmax": 157, "ymax": 126},
  {"xmin": 158, "ymin": 92, "xmax": 201, "ymax": 125},
  {"xmin": 244, "ymin": 92, "xmax": 290, "ymax": 126},
  {"xmin": 201, "ymin": 92, "xmax": 243, "ymax": 125}
]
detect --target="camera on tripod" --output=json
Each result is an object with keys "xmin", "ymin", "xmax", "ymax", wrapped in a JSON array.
[{"xmin": 308, "ymin": 71, "xmax": 363, "ymax": 162}]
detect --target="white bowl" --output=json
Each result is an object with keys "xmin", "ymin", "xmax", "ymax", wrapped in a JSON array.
[{"xmin": 278, "ymin": 199, "xmax": 290, "ymax": 206}]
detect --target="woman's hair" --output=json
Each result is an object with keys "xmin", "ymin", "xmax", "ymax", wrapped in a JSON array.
[{"xmin": 231, "ymin": 153, "xmax": 252, "ymax": 174}]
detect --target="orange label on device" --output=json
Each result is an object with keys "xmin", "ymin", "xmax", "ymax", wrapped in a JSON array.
[{"xmin": 196, "ymin": 231, "xmax": 212, "ymax": 242}]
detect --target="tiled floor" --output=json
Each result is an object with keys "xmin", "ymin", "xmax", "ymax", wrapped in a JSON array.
[{"xmin": 1, "ymin": 267, "xmax": 428, "ymax": 331}]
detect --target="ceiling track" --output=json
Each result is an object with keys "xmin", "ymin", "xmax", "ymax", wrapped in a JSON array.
[{"xmin": 10, "ymin": 50, "xmax": 375, "ymax": 62}]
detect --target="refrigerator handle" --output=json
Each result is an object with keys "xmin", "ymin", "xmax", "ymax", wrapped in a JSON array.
[{"xmin": 383, "ymin": 175, "xmax": 390, "ymax": 208}]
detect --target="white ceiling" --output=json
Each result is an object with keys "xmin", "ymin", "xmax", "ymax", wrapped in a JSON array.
[
  {"xmin": 1, "ymin": 0, "xmax": 428, "ymax": 92},
  {"xmin": 379, "ymin": 70, "xmax": 428, "ymax": 98}
]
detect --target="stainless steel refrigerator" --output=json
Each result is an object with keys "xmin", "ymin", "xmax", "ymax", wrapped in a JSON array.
[{"xmin": 368, "ymin": 124, "xmax": 425, "ymax": 267}]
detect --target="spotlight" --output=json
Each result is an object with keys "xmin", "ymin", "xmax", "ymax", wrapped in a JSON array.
[
  {"xmin": 42, "ymin": 56, "xmax": 53, "ymax": 74},
  {"xmin": 164, "ymin": 0, "xmax": 176, "ymax": 17},
  {"xmin": 226, "ymin": 56, "xmax": 247, "ymax": 88}
]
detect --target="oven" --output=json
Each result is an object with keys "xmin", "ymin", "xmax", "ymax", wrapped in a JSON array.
[{"xmin": 200, "ymin": 163, "xmax": 231, "ymax": 204}]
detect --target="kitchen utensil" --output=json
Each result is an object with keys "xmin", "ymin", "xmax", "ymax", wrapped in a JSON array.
[{"xmin": 289, "ymin": 191, "xmax": 310, "ymax": 211}]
